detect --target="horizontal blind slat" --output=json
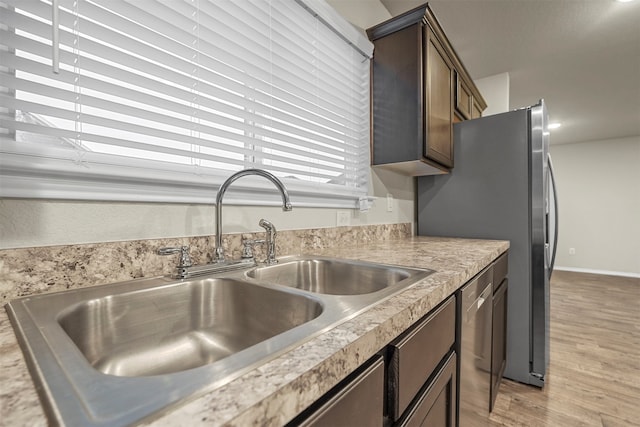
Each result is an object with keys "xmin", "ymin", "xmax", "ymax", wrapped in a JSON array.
[
  {"xmin": 1, "ymin": 138, "xmax": 354, "ymax": 188},
  {"xmin": 3, "ymin": 63, "xmax": 362, "ymax": 165},
  {"xmin": 222, "ymin": 0, "xmax": 361, "ymax": 89},
  {"xmin": 1, "ymin": 8, "xmax": 361, "ymax": 132},
  {"xmin": 152, "ymin": 0, "xmax": 361, "ymax": 95},
  {"xmin": 51, "ymin": 1, "xmax": 361, "ymax": 120},
  {"xmin": 1, "ymin": 31, "xmax": 366, "ymax": 149},
  {"xmin": 1, "ymin": 120, "xmax": 351, "ymax": 183},
  {"xmin": 1, "ymin": 103, "xmax": 358, "ymax": 177},
  {"xmin": 0, "ymin": 11, "xmax": 366, "ymax": 132}
]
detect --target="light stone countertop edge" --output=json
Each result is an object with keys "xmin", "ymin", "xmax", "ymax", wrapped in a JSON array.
[{"xmin": 0, "ymin": 236, "xmax": 509, "ymax": 427}]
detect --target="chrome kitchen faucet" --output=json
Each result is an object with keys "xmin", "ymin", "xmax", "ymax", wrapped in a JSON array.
[
  {"xmin": 158, "ymin": 168, "xmax": 292, "ymax": 278},
  {"xmin": 214, "ymin": 168, "xmax": 292, "ymax": 263}
]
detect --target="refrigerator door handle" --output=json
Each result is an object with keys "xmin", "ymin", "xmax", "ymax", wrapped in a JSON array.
[{"xmin": 548, "ymin": 154, "xmax": 559, "ymax": 275}]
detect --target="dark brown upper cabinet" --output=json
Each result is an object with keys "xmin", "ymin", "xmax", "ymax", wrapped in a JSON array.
[{"xmin": 367, "ymin": 3, "xmax": 487, "ymax": 175}]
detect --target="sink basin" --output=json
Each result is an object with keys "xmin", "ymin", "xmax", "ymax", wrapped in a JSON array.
[
  {"xmin": 6, "ymin": 275, "xmax": 331, "ymax": 426},
  {"xmin": 246, "ymin": 256, "xmax": 423, "ymax": 295},
  {"xmin": 59, "ymin": 278, "xmax": 323, "ymax": 377},
  {"xmin": 5, "ymin": 256, "xmax": 432, "ymax": 426}
]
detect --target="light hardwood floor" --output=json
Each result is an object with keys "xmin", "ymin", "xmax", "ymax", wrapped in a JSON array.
[{"xmin": 488, "ymin": 270, "xmax": 640, "ymax": 427}]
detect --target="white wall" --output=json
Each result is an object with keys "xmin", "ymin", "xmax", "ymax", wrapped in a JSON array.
[
  {"xmin": 0, "ymin": 1, "xmax": 416, "ymax": 250},
  {"xmin": 474, "ymin": 72, "xmax": 510, "ymax": 116},
  {"xmin": 551, "ymin": 136, "xmax": 640, "ymax": 276}
]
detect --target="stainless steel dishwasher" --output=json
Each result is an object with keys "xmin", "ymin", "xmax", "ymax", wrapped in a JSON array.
[{"xmin": 459, "ymin": 266, "xmax": 493, "ymax": 425}]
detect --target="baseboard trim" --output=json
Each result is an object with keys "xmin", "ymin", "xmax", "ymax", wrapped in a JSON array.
[{"xmin": 554, "ymin": 266, "xmax": 640, "ymax": 279}]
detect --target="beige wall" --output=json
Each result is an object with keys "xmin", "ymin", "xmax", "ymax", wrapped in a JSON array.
[
  {"xmin": 473, "ymin": 71, "xmax": 639, "ymax": 277},
  {"xmin": 326, "ymin": 0, "xmax": 391, "ymax": 30},
  {"xmin": 551, "ymin": 136, "xmax": 640, "ymax": 276},
  {"xmin": 0, "ymin": 168, "xmax": 414, "ymax": 249}
]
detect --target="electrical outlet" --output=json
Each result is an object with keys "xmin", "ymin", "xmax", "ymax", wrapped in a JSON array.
[
  {"xmin": 386, "ymin": 193, "xmax": 393, "ymax": 212},
  {"xmin": 336, "ymin": 210, "xmax": 350, "ymax": 227},
  {"xmin": 569, "ymin": 248, "xmax": 576, "ymax": 255}
]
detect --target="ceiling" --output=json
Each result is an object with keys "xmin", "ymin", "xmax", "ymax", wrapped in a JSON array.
[{"xmin": 358, "ymin": 0, "xmax": 640, "ymax": 145}]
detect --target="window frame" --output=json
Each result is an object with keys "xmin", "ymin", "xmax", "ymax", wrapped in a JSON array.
[{"xmin": 0, "ymin": 0, "xmax": 374, "ymax": 209}]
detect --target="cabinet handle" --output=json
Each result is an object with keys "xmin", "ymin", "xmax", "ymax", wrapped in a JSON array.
[
  {"xmin": 157, "ymin": 246, "xmax": 193, "ymax": 268},
  {"xmin": 478, "ymin": 283, "xmax": 492, "ymax": 308}
]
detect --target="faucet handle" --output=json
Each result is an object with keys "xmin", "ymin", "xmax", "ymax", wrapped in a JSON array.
[
  {"xmin": 241, "ymin": 238, "xmax": 265, "ymax": 259},
  {"xmin": 157, "ymin": 246, "xmax": 193, "ymax": 268}
]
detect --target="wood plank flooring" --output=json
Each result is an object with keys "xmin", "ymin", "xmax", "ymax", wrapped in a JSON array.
[{"xmin": 488, "ymin": 270, "xmax": 640, "ymax": 427}]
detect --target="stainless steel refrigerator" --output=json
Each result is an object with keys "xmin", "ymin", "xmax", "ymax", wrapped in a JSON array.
[{"xmin": 417, "ymin": 100, "xmax": 558, "ymax": 387}]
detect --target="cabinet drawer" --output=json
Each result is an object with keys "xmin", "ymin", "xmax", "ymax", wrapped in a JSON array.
[
  {"xmin": 294, "ymin": 355, "xmax": 384, "ymax": 427},
  {"xmin": 388, "ymin": 296, "xmax": 456, "ymax": 420},
  {"xmin": 493, "ymin": 252, "xmax": 508, "ymax": 288},
  {"xmin": 397, "ymin": 351, "xmax": 457, "ymax": 427}
]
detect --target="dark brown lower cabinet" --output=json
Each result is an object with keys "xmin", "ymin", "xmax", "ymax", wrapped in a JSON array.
[
  {"xmin": 388, "ymin": 296, "xmax": 456, "ymax": 421},
  {"xmin": 290, "ymin": 296, "xmax": 457, "ymax": 427},
  {"xmin": 396, "ymin": 352, "xmax": 457, "ymax": 427},
  {"xmin": 288, "ymin": 354, "xmax": 385, "ymax": 427}
]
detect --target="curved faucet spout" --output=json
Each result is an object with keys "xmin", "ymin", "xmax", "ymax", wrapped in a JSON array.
[{"xmin": 214, "ymin": 169, "xmax": 292, "ymax": 262}]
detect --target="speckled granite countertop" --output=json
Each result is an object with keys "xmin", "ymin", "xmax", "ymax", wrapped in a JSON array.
[{"xmin": 0, "ymin": 236, "xmax": 508, "ymax": 427}]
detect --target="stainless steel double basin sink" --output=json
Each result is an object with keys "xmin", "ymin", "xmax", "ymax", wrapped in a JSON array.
[{"xmin": 6, "ymin": 255, "xmax": 432, "ymax": 426}]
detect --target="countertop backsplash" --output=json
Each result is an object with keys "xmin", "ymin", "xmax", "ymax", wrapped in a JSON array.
[{"xmin": 0, "ymin": 223, "xmax": 411, "ymax": 303}]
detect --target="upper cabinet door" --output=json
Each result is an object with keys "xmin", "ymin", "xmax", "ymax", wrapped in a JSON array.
[
  {"xmin": 424, "ymin": 27, "xmax": 454, "ymax": 168},
  {"xmin": 456, "ymin": 72, "xmax": 473, "ymax": 120}
]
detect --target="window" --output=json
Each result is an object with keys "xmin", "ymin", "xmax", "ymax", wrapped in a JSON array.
[{"xmin": 0, "ymin": 0, "xmax": 373, "ymax": 208}]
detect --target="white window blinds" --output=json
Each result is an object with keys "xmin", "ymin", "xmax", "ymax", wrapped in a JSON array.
[{"xmin": 0, "ymin": 0, "xmax": 373, "ymax": 208}]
